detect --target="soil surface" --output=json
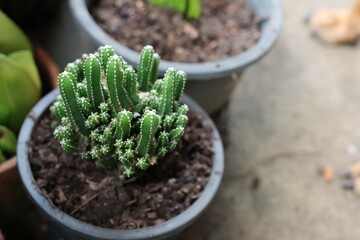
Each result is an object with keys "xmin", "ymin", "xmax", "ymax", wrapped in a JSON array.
[
  {"xmin": 29, "ymin": 110, "xmax": 213, "ymax": 229},
  {"xmin": 91, "ymin": 0, "xmax": 262, "ymax": 63}
]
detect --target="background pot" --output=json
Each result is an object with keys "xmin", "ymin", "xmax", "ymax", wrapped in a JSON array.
[
  {"xmin": 17, "ymin": 89, "xmax": 224, "ymax": 240},
  {"xmin": 69, "ymin": 0, "xmax": 283, "ymax": 114},
  {"xmin": 0, "ymin": 45, "xmax": 58, "ymax": 226}
]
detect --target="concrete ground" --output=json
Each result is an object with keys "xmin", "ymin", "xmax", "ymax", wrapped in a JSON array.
[
  {"xmin": 29, "ymin": 0, "xmax": 360, "ymax": 239},
  {"xmin": 182, "ymin": 0, "xmax": 360, "ymax": 239}
]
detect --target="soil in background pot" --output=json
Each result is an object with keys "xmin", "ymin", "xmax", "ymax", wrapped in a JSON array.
[
  {"xmin": 29, "ymin": 110, "xmax": 214, "ymax": 229},
  {"xmin": 91, "ymin": 0, "xmax": 262, "ymax": 63}
]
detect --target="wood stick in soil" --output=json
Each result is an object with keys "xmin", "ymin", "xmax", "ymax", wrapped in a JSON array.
[{"xmin": 70, "ymin": 191, "xmax": 102, "ymax": 215}]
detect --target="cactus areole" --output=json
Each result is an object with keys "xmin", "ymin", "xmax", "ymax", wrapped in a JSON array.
[{"xmin": 51, "ymin": 45, "xmax": 188, "ymax": 177}]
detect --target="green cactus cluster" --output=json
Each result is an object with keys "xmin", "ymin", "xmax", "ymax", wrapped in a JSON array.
[
  {"xmin": 51, "ymin": 45, "xmax": 188, "ymax": 177},
  {"xmin": 148, "ymin": 0, "xmax": 201, "ymax": 20}
]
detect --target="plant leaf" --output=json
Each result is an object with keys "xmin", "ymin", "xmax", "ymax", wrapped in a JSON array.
[
  {"xmin": 186, "ymin": 0, "xmax": 201, "ymax": 20},
  {"xmin": 0, "ymin": 125, "xmax": 17, "ymax": 158},
  {"xmin": 0, "ymin": 53, "xmax": 40, "ymax": 133},
  {"xmin": 0, "ymin": 11, "xmax": 32, "ymax": 54},
  {"xmin": 8, "ymin": 50, "xmax": 41, "ymax": 93}
]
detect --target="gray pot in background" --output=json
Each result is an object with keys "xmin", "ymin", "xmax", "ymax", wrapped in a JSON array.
[
  {"xmin": 68, "ymin": 0, "xmax": 283, "ymax": 114},
  {"xmin": 17, "ymin": 89, "xmax": 224, "ymax": 240}
]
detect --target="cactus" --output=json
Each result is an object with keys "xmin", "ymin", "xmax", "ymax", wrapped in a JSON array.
[
  {"xmin": 147, "ymin": 0, "xmax": 201, "ymax": 20},
  {"xmin": 51, "ymin": 45, "xmax": 188, "ymax": 177}
]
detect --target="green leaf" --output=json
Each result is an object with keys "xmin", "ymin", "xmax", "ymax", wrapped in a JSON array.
[
  {"xmin": 8, "ymin": 50, "xmax": 41, "ymax": 93},
  {"xmin": 148, "ymin": 0, "xmax": 167, "ymax": 7},
  {"xmin": 169, "ymin": 0, "xmax": 186, "ymax": 12},
  {"xmin": 185, "ymin": 0, "xmax": 201, "ymax": 20},
  {"xmin": 147, "ymin": 0, "xmax": 201, "ymax": 20},
  {"xmin": 0, "ymin": 125, "xmax": 17, "ymax": 158},
  {"xmin": 0, "ymin": 150, "xmax": 6, "ymax": 164},
  {"xmin": 0, "ymin": 11, "xmax": 32, "ymax": 54},
  {"xmin": 0, "ymin": 53, "xmax": 41, "ymax": 133}
]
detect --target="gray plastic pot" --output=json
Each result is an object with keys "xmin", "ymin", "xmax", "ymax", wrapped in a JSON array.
[
  {"xmin": 17, "ymin": 89, "xmax": 224, "ymax": 240},
  {"xmin": 68, "ymin": 0, "xmax": 283, "ymax": 114}
]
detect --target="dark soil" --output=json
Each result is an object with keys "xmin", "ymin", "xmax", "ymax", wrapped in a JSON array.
[
  {"xmin": 29, "ymin": 110, "xmax": 213, "ymax": 229},
  {"xmin": 91, "ymin": 0, "xmax": 262, "ymax": 63}
]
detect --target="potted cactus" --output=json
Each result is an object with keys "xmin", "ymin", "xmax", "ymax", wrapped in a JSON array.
[
  {"xmin": 17, "ymin": 45, "xmax": 224, "ymax": 239},
  {"xmin": 69, "ymin": 0, "xmax": 282, "ymax": 114},
  {"xmin": 0, "ymin": 10, "xmax": 58, "ymax": 227}
]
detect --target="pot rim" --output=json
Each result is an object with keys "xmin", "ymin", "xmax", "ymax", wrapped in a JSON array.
[
  {"xmin": 17, "ymin": 89, "xmax": 224, "ymax": 240},
  {"xmin": 68, "ymin": 0, "xmax": 283, "ymax": 80}
]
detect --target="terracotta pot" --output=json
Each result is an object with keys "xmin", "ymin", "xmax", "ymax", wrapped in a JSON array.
[{"xmin": 0, "ymin": 45, "xmax": 59, "ymax": 225}]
